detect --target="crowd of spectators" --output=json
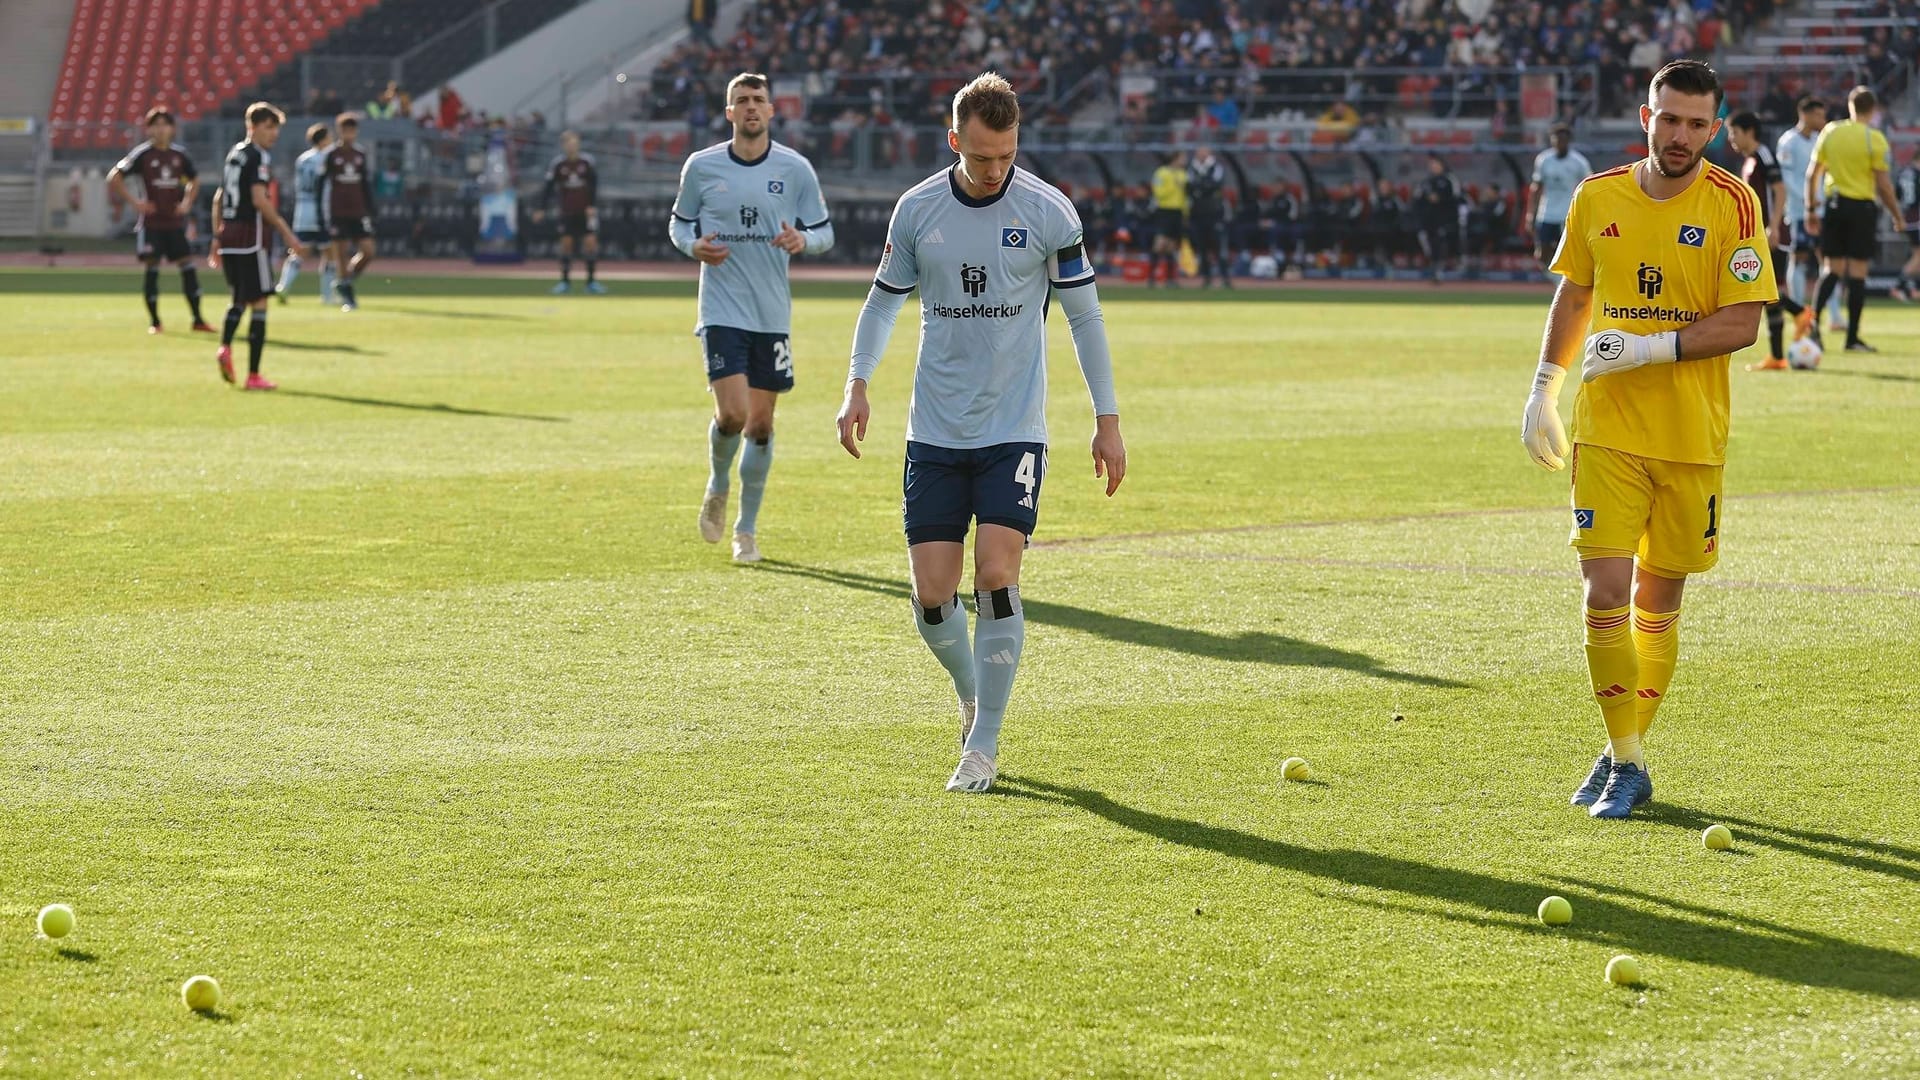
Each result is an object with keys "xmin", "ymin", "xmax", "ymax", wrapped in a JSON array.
[{"xmin": 637, "ymin": 0, "xmax": 1770, "ymax": 138}]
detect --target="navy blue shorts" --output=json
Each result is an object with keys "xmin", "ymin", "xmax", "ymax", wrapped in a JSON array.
[
  {"xmin": 903, "ymin": 441, "xmax": 1047, "ymax": 546},
  {"xmin": 1790, "ymin": 220, "xmax": 1817, "ymax": 255},
  {"xmin": 702, "ymin": 326, "xmax": 793, "ymax": 392},
  {"xmin": 1533, "ymin": 220, "xmax": 1563, "ymax": 258}
]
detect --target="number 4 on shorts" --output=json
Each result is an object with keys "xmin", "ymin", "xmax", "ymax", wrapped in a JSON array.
[{"xmin": 1015, "ymin": 451, "xmax": 1037, "ymax": 509}]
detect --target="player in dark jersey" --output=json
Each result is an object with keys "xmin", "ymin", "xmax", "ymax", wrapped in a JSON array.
[
  {"xmin": 1728, "ymin": 112, "xmax": 1810, "ymax": 369},
  {"xmin": 321, "ymin": 112, "xmax": 376, "ymax": 310},
  {"xmin": 1894, "ymin": 148, "xmax": 1920, "ymax": 302},
  {"xmin": 1416, "ymin": 155, "xmax": 1463, "ymax": 281},
  {"xmin": 536, "ymin": 131, "xmax": 602, "ymax": 294},
  {"xmin": 107, "ymin": 107, "xmax": 211, "ymax": 334},
  {"xmin": 206, "ymin": 103, "xmax": 306, "ymax": 390}
]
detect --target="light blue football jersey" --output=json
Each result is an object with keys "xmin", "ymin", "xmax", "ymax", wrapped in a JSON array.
[
  {"xmin": 874, "ymin": 166, "xmax": 1096, "ymax": 450},
  {"xmin": 1530, "ymin": 148, "xmax": 1592, "ymax": 225},
  {"xmin": 292, "ymin": 146, "xmax": 326, "ymax": 234},
  {"xmin": 670, "ymin": 141, "xmax": 829, "ymax": 335},
  {"xmin": 1776, "ymin": 127, "xmax": 1817, "ymax": 225}
]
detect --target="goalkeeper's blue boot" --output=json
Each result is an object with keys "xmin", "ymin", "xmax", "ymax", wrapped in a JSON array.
[
  {"xmin": 1589, "ymin": 761, "xmax": 1653, "ymax": 819},
  {"xmin": 1570, "ymin": 752, "xmax": 1612, "ymax": 807}
]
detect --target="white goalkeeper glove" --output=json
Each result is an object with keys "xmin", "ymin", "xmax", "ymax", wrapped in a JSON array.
[
  {"xmin": 1521, "ymin": 359, "xmax": 1571, "ymax": 471},
  {"xmin": 1581, "ymin": 329, "xmax": 1678, "ymax": 383}
]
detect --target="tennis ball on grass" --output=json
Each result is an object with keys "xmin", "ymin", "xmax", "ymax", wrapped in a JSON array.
[
  {"xmin": 1537, "ymin": 895, "xmax": 1572, "ymax": 926},
  {"xmin": 37, "ymin": 904, "xmax": 74, "ymax": 939}
]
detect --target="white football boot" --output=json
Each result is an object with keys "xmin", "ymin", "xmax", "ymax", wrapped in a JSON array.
[
  {"xmin": 946, "ymin": 749, "xmax": 997, "ymax": 793},
  {"xmin": 698, "ymin": 492, "xmax": 727, "ymax": 543},
  {"xmin": 731, "ymin": 531, "xmax": 762, "ymax": 564}
]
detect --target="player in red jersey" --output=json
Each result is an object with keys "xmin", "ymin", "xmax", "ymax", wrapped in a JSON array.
[
  {"xmin": 107, "ymin": 107, "xmax": 212, "ymax": 334},
  {"xmin": 535, "ymin": 131, "xmax": 603, "ymax": 294},
  {"xmin": 321, "ymin": 113, "xmax": 377, "ymax": 310},
  {"xmin": 206, "ymin": 103, "xmax": 306, "ymax": 390}
]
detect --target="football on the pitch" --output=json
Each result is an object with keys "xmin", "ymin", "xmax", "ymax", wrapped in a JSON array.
[
  {"xmin": 1702, "ymin": 824, "xmax": 1733, "ymax": 850},
  {"xmin": 37, "ymin": 904, "xmax": 74, "ymax": 939},
  {"xmin": 1787, "ymin": 337, "xmax": 1822, "ymax": 370},
  {"xmin": 1281, "ymin": 757, "xmax": 1311, "ymax": 782}
]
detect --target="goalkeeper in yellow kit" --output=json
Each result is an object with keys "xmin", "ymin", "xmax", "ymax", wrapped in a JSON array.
[{"xmin": 1521, "ymin": 60, "xmax": 1777, "ymax": 820}]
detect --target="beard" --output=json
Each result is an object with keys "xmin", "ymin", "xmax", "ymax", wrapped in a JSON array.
[{"xmin": 1648, "ymin": 140, "xmax": 1699, "ymax": 178}]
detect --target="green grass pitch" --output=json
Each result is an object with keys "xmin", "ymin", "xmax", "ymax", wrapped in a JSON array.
[{"xmin": 3, "ymin": 269, "xmax": 1917, "ymax": 1076}]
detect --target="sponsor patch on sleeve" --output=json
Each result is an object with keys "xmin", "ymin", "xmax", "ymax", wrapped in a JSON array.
[{"xmin": 1726, "ymin": 245, "xmax": 1763, "ymax": 283}]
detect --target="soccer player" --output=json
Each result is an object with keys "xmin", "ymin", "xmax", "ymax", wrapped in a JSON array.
[
  {"xmin": 1889, "ymin": 146, "xmax": 1919, "ymax": 302},
  {"xmin": 538, "ymin": 131, "xmax": 603, "ymax": 294},
  {"xmin": 835, "ymin": 72, "xmax": 1125, "ymax": 794},
  {"xmin": 1525, "ymin": 125, "xmax": 1592, "ymax": 271},
  {"xmin": 107, "ymin": 107, "xmax": 211, "ymax": 334},
  {"xmin": 1727, "ymin": 112, "xmax": 1810, "ymax": 370},
  {"xmin": 321, "ymin": 112, "xmax": 376, "ymax": 311},
  {"xmin": 206, "ymin": 102, "xmax": 306, "ymax": 390},
  {"xmin": 1805, "ymin": 86, "xmax": 1902, "ymax": 353},
  {"xmin": 668, "ymin": 73, "xmax": 833, "ymax": 564},
  {"xmin": 1148, "ymin": 151, "xmax": 1187, "ymax": 287},
  {"xmin": 276, "ymin": 123, "xmax": 334, "ymax": 303},
  {"xmin": 1774, "ymin": 96, "xmax": 1825, "ymax": 307},
  {"xmin": 1416, "ymin": 155, "xmax": 1462, "ymax": 281},
  {"xmin": 1519, "ymin": 60, "xmax": 1773, "ymax": 820},
  {"xmin": 1187, "ymin": 145, "xmax": 1229, "ymax": 288}
]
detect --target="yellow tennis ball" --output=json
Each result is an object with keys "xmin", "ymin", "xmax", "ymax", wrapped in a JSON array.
[
  {"xmin": 1537, "ymin": 895, "xmax": 1572, "ymax": 926},
  {"xmin": 37, "ymin": 904, "xmax": 75, "ymax": 939},
  {"xmin": 181, "ymin": 975, "xmax": 221, "ymax": 1013},
  {"xmin": 1281, "ymin": 757, "xmax": 1311, "ymax": 781},
  {"xmin": 1702, "ymin": 824, "xmax": 1733, "ymax": 851},
  {"xmin": 1605, "ymin": 955, "xmax": 1641, "ymax": 987}
]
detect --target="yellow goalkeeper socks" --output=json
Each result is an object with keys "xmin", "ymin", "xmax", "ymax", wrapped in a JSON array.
[
  {"xmin": 1633, "ymin": 606, "xmax": 1681, "ymax": 738},
  {"xmin": 1584, "ymin": 605, "xmax": 1642, "ymax": 766}
]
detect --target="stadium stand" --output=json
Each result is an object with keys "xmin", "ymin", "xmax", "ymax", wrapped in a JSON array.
[{"xmin": 48, "ymin": 0, "xmax": 377, "ymax": 147}]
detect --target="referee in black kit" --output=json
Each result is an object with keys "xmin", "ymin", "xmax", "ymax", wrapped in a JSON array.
[{"xmin": 1805, "ymin": 86, "xmax": 1903, "ymax": 352}]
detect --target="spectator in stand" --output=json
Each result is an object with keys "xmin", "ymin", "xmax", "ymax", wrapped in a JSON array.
[
  {"xmin": 438, "ymin": 84, "xmax": 466, "ymax": 132},
  {"xmin": 1206, "ymin": 84, "xmax": 1241, "ymax": 131},
  {"xmin": 367, "ymin": 82, "xmax": 402, "ymax": 120}
]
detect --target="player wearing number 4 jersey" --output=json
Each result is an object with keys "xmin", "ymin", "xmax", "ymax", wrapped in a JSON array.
[
  {"xmin": 837, "ymin": 73, "xmax": 1125, "ymax": 794},
  {"xmin": 1520, "ymin": 61, "xmax": 1773, "ymax": 821},
  {"xmin": 669, "ymin": 72, "xmax": 833, "ymax": 564}
]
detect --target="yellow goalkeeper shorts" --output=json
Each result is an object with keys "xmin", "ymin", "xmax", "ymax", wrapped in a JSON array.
[{"xmin": 1569, "ymin": 443, "xmax": 1723, "ymax": 576}]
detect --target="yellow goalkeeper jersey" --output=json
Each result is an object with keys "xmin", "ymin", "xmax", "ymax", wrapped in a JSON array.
[{"xmin": 1551, "ymin": 159, "xmax": 1777, "ymax": 465}]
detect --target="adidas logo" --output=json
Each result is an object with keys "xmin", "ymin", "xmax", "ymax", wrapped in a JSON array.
[
  {"xmin": 982, "ymin": 650, "xmax": 1016, "ymax": 665},
  {"xmin": 1595, "ymin": 683, "xmax": 1630, "ymax": 699},
  {"xmin": 930, "ymin": 640, "xmax": 954, "ymax": 649},
  {"xmin": 926, "ymin": 228, "xmax": 945, "ymax": 244},
  {"xmin": 1600, "ymin": 222, "xmax": 1621, "ymax": 238},
  {"xmin": 1017, "ymin": 495, "xmax": 1033, "ymax": 509}
]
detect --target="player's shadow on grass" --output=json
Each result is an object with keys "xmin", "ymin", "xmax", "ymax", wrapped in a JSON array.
[
  {"xmin": 379, "ymin": 304, "xmax": 531, "ymax": 322},
  {"xmin": 995, "ymin": 776, "xmax": 1920, "ymax": 999},
  {"xmin": 1641, "ymin": 802, "xmax": 1920, "ymax": 885},
  {"xmin": 270, "ymin": 340, "xmax": 385, "ymax": 355},
  {"xmin": 1818, "ymin": 368, "xmax": 1920, "ymax": 384},
  {"xmin": 276, "ymin": 389, "xmax": 568, "ymax": 422},
  {"xmin": 756, "ymin": 561, "xmax": 1464, "ymax": 687}
]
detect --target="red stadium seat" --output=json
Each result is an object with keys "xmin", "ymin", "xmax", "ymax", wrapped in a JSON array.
[{"xmin": 50, "ymin": 0, "xmax": 383, "ymax": 137}]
